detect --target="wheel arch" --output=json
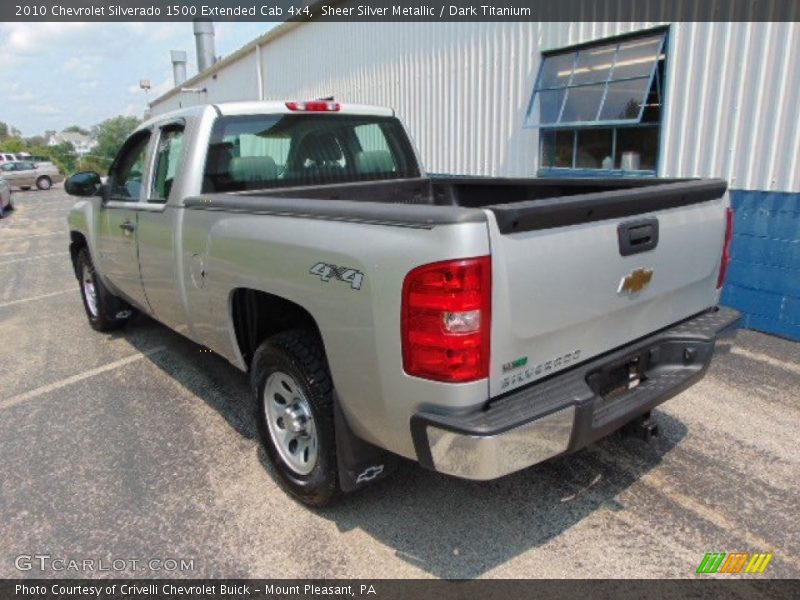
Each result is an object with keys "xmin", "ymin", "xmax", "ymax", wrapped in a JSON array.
[
  {"xmin": 229, "ymin": 288, "xmax": 325, "ymax": 371},
  {"xmin": 69, "ymin": 231, "xmax": 89, "ymax": 279}
]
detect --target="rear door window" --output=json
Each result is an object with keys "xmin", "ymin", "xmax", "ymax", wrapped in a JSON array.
[{"xmin": 203, "ymin": 113, "xmax": 419, "ymax": 192}]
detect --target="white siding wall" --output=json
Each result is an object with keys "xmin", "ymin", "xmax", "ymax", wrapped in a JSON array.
[
  {"xmin": 150, "ymin": 21, "xmax": 800, "ymax": 193},
  {"xmin": 151, "ymin": 47, "xmax": 262, "ymax": 114},
  {"xmin": 661, "ymin": 22, "xmax": 800, "ymax": 192}
]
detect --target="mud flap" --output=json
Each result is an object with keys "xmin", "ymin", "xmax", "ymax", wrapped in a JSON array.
[{"xmin": 334, "ymin": 395, "xmax": 396, "ymax": 493}]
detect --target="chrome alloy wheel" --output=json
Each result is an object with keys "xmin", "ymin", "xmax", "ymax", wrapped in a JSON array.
[
  {"xmin": 82, "ymin": 264, "xmax": 98, "ymax": 318},
  {"xmin": 263, "ymin": 371, "xmax": 318, "ymax": 475}
]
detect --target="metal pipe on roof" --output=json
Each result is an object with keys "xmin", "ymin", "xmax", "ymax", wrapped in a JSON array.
[
  {"xmin": 170, "ymin": 50, "xmax": 188, "ymax": 86},
  {"xmin": 193, "ymin": 20, "xmax": 216, "ymax": 73}
]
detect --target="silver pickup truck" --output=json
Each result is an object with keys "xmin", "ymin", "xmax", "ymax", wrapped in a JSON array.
[{"xmin": 65, "ymin": 100, "xmax": 740, "ymax": 506}]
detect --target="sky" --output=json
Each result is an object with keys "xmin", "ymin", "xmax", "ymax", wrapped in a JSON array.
[{"xmin": 0, "ymin": 21, "xmax": 276, "ymax": 137}]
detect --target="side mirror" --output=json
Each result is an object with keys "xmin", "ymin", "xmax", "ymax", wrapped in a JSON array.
[{"xmin": 65, "ymin": 171, "xmax": 102, "ymax": 197}]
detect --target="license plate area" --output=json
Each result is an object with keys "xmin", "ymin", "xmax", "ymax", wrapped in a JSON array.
[{"xmin": 586, "ymin": 351, "xmax": 649, "ymax": 401}]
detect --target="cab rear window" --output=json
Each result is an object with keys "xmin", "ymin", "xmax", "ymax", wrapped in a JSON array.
[{"xmin": 202, "ymin": 114, "xmax": 420, "ymax": 193}]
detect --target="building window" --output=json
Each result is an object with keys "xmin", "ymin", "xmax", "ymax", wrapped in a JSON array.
[{"xmin": 526, "ymin": 29, "xmax": 667, "ymax": 176}]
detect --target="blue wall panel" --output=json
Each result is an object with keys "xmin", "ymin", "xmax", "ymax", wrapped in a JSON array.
[{"xmin": 721, "ymin": 190, "xmax": 800, "ymax": 341}]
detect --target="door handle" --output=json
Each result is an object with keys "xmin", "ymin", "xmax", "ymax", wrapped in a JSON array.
[
  {"xmin": 119, "ymin": 221, "xmax": 135, "ymax": 233},
  {"xmin": 618, "ymin": 218, "xmax": 659, "ymax": 256}
]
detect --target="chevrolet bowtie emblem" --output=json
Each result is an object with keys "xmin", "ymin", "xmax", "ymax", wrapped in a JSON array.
[{"xmin": 618, "ymin": 267, "xmax": 654, "ymax": 294}]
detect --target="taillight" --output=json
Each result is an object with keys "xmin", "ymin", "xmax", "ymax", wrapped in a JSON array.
[
  {"xmin": 285, "ymin": 101, "xmax": 340, "ymax": 112},
  {"xmin": 717, "ymin": 207, "xmax": 733, "ymax": 289},
  {"xmin": 401, "ymin": 257, "xmax": 491, "ymax": 383}
]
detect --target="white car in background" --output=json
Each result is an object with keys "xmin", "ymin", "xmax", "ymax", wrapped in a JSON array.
[
  {"xmin": 0, "ymin": 160, "xmax": 63, "ymax": 190},
  {"xmin": 0, "ymin": 178, "xmax": 13, "ymax": 217},
  {"xmin": 18, "ymin": 153, "xmax": 51, "ymax": 164},
  {"xmin": 0, "ymin": 153, "xmax": 18, "ymax": 164}
]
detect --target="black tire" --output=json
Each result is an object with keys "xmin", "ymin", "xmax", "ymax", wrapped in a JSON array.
[
  {"xmin": 251, "ymin": 329, "xmax": 339, "ymax": 507},
  {"xmin": 36, "ymin": 176, "xmax": 51, "ymax": 190},
  {"xmin": 76, "ymin": 248, "xmax": 133, "ymax": 332}
]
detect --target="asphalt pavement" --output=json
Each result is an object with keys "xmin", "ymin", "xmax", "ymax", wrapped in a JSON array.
[{"xmin": 1, "ymin": 188, "xmax": 798, "ymax": 579}]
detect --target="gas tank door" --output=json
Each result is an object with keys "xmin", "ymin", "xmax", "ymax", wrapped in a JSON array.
[{"xmin": 189, "ymin": 253, "xmax": 206, "ymax": 289}]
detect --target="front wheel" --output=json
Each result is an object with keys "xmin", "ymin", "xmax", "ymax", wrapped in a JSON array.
[
  {"xmin": 36, "ymin": 176, "xmax": 52, "ymax": 190},
  {"xmin": 76, "ymin": 248, "xmax": 133, "ymax": 331},
  {"xmin": 251, "ymin": 330, "xmax": 339, "ymax": 507}
]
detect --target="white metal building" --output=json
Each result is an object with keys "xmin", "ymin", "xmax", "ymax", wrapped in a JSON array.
[{"xmin": 149, "ymin": 20, "xmax": 800, "ymax": 340}]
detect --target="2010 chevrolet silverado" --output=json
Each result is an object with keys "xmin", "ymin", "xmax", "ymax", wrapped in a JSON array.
[{"xmin": 65, "ymin": 100, "xmax": 740, "ymax": 506}]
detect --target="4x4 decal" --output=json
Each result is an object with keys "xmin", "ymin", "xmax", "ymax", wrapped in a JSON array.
[{"xmin": 309, "ymin": 262, "xmax": 365, "ymax": 290}]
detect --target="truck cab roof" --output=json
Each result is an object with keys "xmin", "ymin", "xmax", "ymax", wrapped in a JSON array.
[{"xmin": 141, "ymin": 100, "xmax": 395, "ymax": 131}]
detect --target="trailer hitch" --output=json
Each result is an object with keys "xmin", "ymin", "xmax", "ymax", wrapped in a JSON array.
[{"xmin": 622, "ymin": 411, "xmax": 659, "ymax": 442}]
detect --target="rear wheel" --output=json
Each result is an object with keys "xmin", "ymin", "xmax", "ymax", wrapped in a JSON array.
[
  {"xmin": 76, "ymin": 248, "xmax": 133, "ymax": 331},
  {"xmin": 36, "ymin": 176, "xmax": 51, "ymax": 190},
  {"xmin": 251, "ymin": 330, "xmax": 339, "ymax": 507}
]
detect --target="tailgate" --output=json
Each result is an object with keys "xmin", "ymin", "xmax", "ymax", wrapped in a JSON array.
[{"xmin": 486, "ymin": 180, "xmax": 728, "ymax": 397}]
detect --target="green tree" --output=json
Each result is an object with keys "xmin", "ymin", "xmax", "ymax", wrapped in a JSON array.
[
  {"xmin": 0, "ymin": 122, "xmax": 22, "ymax": 141},
  {"xmin": 92, "ymin": 115, "xmax": 140, "ymax": 162},
  {"xmin": 25, "ymin": 135, "xmax": 46, "ymax": 147},
  {"xmin": 63, "ymin": 125, "xmax": 90, "ymax": 136},
  {"xmin": 2, "ymin": 138, "xmax": 26, "ymax": 153},
  {"xmin": 76, "ymin": 155, "xmax": 111, "ymax": 174},
  {"xmin": 46, "ymin": 142, "xmax": 77, "ymax": 174}
]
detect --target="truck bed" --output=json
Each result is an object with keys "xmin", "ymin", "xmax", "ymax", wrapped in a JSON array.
[
  {"xmin": 185, "ymin": 176, "xmax": 727, "ymax": 234},
  {"xmin": 184, "ymin": 174, "xmax": 728, "ymax": 400}
]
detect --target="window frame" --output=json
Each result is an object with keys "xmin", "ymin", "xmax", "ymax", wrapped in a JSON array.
[
  {"xmin": 106, "ymin": 129, "xmax": 153, "ymax": 203},
  {"xmin": 148, "ymin": 120, "xmax": 186, "ymax": 205},
  {"xmin": 529, "ymin": 27, "xmax": 670, "ymax": 178}
]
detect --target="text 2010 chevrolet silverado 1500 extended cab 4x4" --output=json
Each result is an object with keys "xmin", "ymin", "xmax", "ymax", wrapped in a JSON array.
[{"xmin": 65, "ymin": 100, "xmax": 740, "ymax": 506}]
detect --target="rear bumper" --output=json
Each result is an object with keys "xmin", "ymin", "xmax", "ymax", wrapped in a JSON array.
[{"xmin": 411, "ymin": 305, "xmax": 741, "ymax": 480}]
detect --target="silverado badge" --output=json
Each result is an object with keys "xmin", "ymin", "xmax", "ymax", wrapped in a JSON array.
[{"xmin": 618, "ymin": 267, "xmax": 654, "ymax": 295}]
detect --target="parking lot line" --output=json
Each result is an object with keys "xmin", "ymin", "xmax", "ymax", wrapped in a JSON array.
[
  {"xmin": 596, "ymin": 443, "xmax": 800, "ymax": 567},
  {"xmin": 0, "ymin": 346, "xmax": 166, "ymax": 411},
  {"xmin": 1, "ymin": 215, "xmax": 65, "ymax": 222},
  {"xmin": 731, "ymin": 346, "xmax": 800, "ymax": 376},
  {"xmin": 0, "ymin": 288, "xmax": 75, "ymax": 308},
  {"xmin": 640, "ymin": 470, "xmax": 800, "ymax": 571},
  {"xmin": 0, "ymin": 252, "xmax": 65, "ymax": 265},
  {"xmin": 0, "ymin": 231, "xmax": 65, "ymax": 239}
]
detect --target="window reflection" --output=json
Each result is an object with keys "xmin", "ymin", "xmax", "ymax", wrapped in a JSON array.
[{"xmin": 531, "ymin": 30, "xmax": 667, "ymax": 174}]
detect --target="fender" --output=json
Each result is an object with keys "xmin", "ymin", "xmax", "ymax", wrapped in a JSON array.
[{"xmin": 67, "ymin": 199, "xmax": 107, "ymax": 284}]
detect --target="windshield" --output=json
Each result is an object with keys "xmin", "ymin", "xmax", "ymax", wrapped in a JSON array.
[{"xmin": 202, "ymin": 113, "xmax": 420, "ymax": 193}]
